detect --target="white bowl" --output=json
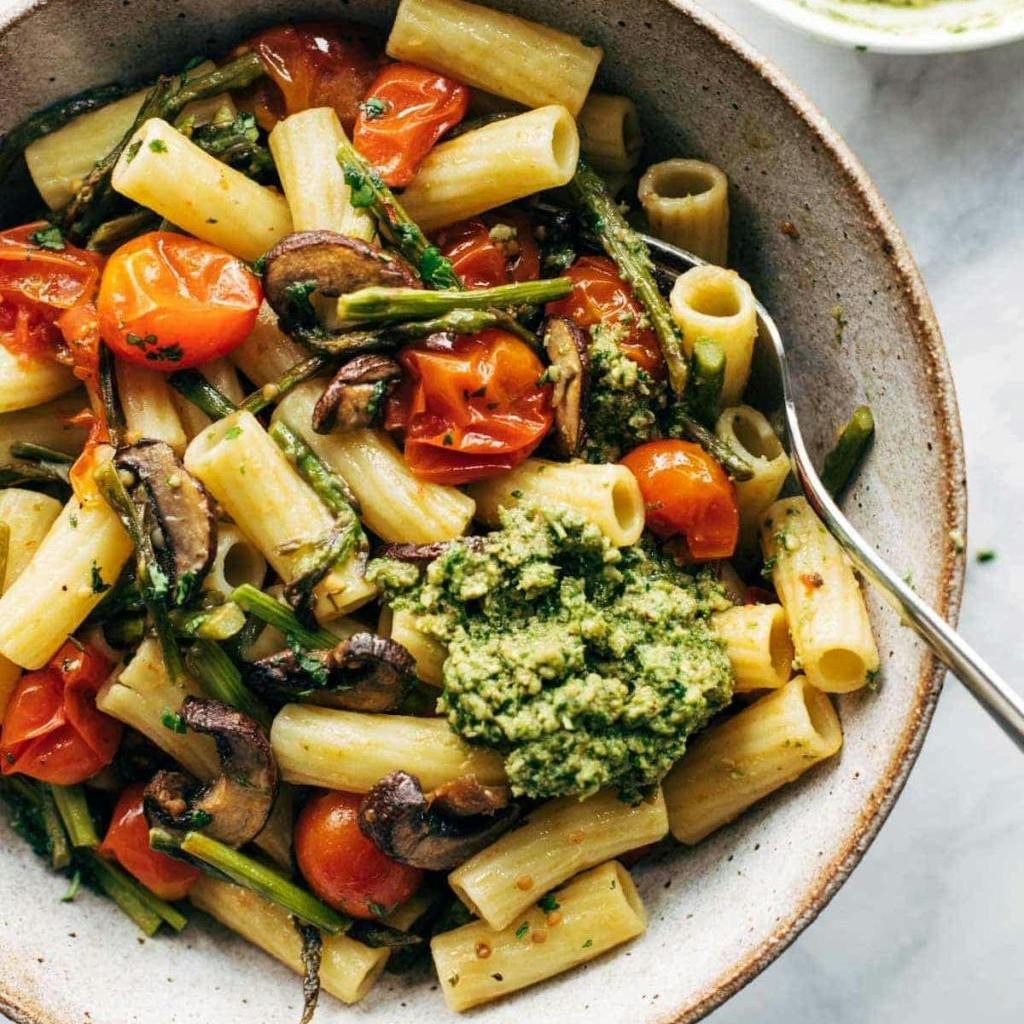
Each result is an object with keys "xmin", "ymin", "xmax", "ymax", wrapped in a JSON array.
[{"xmin": 744, "ymin": 0, "xmax": 1024, "ymax": 52}]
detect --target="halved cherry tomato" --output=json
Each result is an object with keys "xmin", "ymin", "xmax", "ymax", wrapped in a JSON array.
[
  {"xmin": 435, "ymin": 209, "xmax": 540, "ymax": 290},
  {"xmin": 387, "ymin": 329, "xmax": 553, "ymax": 485},
  {"xmin": 353, "ymin": 63, "xmax": 469, "ymax": 187},
  {"xmin": 236, "ymin": 22, "xmax": 385, "ymax": 132},
  {"xmin": 0, "ymin": 222, "xmax": 103, "ymax": 362},
  {"xmin": 622, "ymin": 440, "xmax": 739, "ymax": 560},
  {"xmin": 97, "ymin": 233, "xmax": 262, "ymax": 371},
  {"xmin": 0, "ymin": 640, "xmax": 120, "ymax": 785},
  {"xmin": 545, "ymin": 255, "xmax": 663, "ymax": 377},
  {"xmin": 295, "ymin": 790, "xmax": 421, "ymax": 919},
  {"xmin": 99, "ymin": 783, "xmax": 201, "ymax": 901}
]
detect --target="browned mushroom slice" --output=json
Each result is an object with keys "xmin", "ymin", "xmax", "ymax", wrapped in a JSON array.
[
  {"xmin": 143, "ymin": 697, "xmax": 278, "ymax": 848},
  {"xmin": 430, "ymin": 776, "xmax": 512, "ymax": 818},
  {"xmin": 312, "ymin": 354, "xmax": 402, "ymax": 433},
  {"xmin": 358, "ymin": 771, "xmax": 520, "ymax": 870},
  {"xmin": 263, "ymin": 230, "xmax": 418, "ymax": 328},
  {"xmin": 245, "ymin": 633, "xmax": 415, "ymax": 713},
  {"xmin": 542, "ymin": 315, "xmax": 589, "ymax": 458},
  {"xmin": 114, "ymin": 440, "xmax": 216, "ymax": 606},
  {"xmin": 375, "ymin": 536, "xmax": 485, "ymax": 564}
]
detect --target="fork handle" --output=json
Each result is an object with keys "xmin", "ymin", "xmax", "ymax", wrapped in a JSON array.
[{"xmin": 796, "ymin": 463, "xmax": 1024, "ymax": 752}]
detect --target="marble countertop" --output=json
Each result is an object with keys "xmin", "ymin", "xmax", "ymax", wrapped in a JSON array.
[
  {"xmin": 1, "ymin": 2, "xmax": 1021, "ymax": 1023},
  {"xmin": 696, "ymin": 3, "xmax": 1024, "ymax": 1021}
]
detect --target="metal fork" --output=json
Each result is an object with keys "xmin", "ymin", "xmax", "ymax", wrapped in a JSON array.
[{"xmin": 644, "ymin": 232, "xmax": 1024, "ymax": 750}]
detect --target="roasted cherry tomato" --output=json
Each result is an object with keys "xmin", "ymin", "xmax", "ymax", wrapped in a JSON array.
[
  {"xmin": 435, "ymin": 209, "xmax": 540, "ymax": 290},
  {"xmin": 0, "ymin": 640, "xmax": 120, "ymax": 785},
  {"xmin": 546, "ymin": 254, "xmax": 663, "ymax": 377},
  {"xmin": 237, "ymin": 21, "xmax": 385, "ymax": 132},
  {"xmin": 386, "ymin": 329, "xmax": 553, "ymax": 485},
  {"xmin": 99, "ymin": 783, "xmax": 201, "ymax": 901},
  {"xmin": 353, "ymin": 63, "xmax": 469, "ymax": 187},
  {"xmin": 622, "ymin": 440, "xmax": 739, "ymax": 560},
  {"xmin": 295, "ymin": 790, "xmax": 421, "ymax": 919},
  {"xmin": 97, "ymin": 233, "xmax": 262, "ymax": 371},
  {"xmin": 0, "ymin": 222, "xmax": 103, "ymax": 362}
]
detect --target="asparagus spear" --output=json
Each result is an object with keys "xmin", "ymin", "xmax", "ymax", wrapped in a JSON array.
[
  {"xmin": 98, "ymin": 341, "xmax": 125, "ymax": 447},
  {"xmin": 94, "ymin": 459, "xmax": 184, "ymax": 683},
  {"xmin": 333, "ymin": 277, "xmax": 570, "ymax": 326},
  {"xmin": 0, "ymin": 82, "xmax": 131, "ymax": 184},
  {"xmin": 186, "ymin": 639, "xmax": 269, "ymax": 728},
  {"xmin": 821, "ymin": 405, "xmax": 875, "ymax": 497},
  {"xmin": 168, "ymin": 369, "xmax": 238, "ymax": 420},
  {"xmin": 268, "ymin": 421, "xmax": 360, "ymax": 518},
  {"xmin": 668, "ymin": 409, "xmax": 754, "ymax": 481},
  {"xmin": 183, "ymin": 110, "xmax": 273, "ymax": 180},
  {"xmin": 241, "ymin": 354, "xmax": 335, "ymax": 415},
  {"xmin": 59, "ymin": 53, "xmax": 265, "ymax": 241},
  {"xmin": 334, "ymin": 133, "xmax": 461, "ymax": 289},
  {"xmin": 86, "ymin": 210, "xmax": 161, "ymax": 253},
  {"xmin": 50, "ymin": 784, "xmax": 99, "ymax": 848},
  {"xmin": 567, "ymin": 159, "xmax": 689, "ymax": 395},
  {"xmin": 686, "ymin": 338, "xmax": 726, "ymax": 427},
  {"xmin": 83, "ymin": 850, "xmax": 188, "ymax": 934},
  {"xmin": 9, "ymin": 442, "xmax": 74, "ymax": 465},
  {"xmin": 151, "ymin": 828, "xmax": 351, "ymax": 934},
  {"xmin": 229, "ymin": 584, "xmax": 337, "ymax": 650}
]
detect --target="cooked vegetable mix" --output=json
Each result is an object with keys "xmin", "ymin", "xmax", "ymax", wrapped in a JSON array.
[{"xmin": 0, "ymin": 1, "xmax": 879, "ymax": 1016}]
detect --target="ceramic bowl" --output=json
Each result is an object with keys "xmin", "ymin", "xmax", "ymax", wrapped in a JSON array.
[
  {"xmin": 744, "ymin": 0, "xmax": 1024, "ymax": 54},
  {"xmin": 0, "ymin": 1, "xmax": 966, "ymax": 1022}
]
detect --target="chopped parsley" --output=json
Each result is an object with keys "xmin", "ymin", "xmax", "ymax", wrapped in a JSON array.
[
  {"xmin": 90, "ymin": 561, "xmax": 111, "ymax": 594},
  {"xmin": 419, "ymin": 244, "xmax": 457, "ymax": 289},
  {"xmin": 343, "ymin": 163, "xmax": 375, "ymax": 208},
  {"xmin": 581, "ymin": 938, "xmax": 593, "ymax": 948},
  {"xmin": 975, "ymin": 548, "xmax": 996, "ymax": 563},
  {"xmin": 124, "ymin": 332, "xmax": 183, "ymax": 363},
  {"xmin": 537, "ymin": 893, "xmax": 560, "ymax": 913},
  {"xmin": 125, "ymin": 139, "xmax": 143, "ymax": 164},
  {"xmin": 29, "ymin": 224, "xmax": 65, "ymax": 250},
  {"xmin": 148, "ymin": 138, "xmax": 168, "ymax": 153},
  {"xmin": 223, "ymin": 425, "xmax": 243, "ymax": 441},
  {"xmin": 360, "ymin": 96, "xmax": 390, "ymax": 120},
  {"xmin": 160, "ymin": 707, "xmax": 187, "ymax": 734},
  {"xmin": 514, "ymin": 921, "xmax": 530, "ymax": 940}
]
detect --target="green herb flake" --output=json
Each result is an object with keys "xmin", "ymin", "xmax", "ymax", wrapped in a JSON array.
[
  {"xmin": 187, "ymin": 808, "xmax": 212, "ymax": 828},
  {"xmin": 537, "ymin": 894, "xmax": 560, "ymax": 913},
  {"xmin": 224, "ymin": 426, "xmax": 243, "ymax": 441},
  {"xmin": 581, "ymin": 938, "xmax": 593, "ymax": 948},
  {"xmin": 125, "ymin": 139, "xmax": 143, "ymax": 164},
  {"xmin": 447, "ymin": 973, "xmax": 460, "ymax": 987},
  {"xmin": 343, "ymin": 163, "xmax": 375, "ymax": 208},
  {"xmin": 160, "ymin": 707, "xmax": 187, "ymax": 734},
  {"xmin": 581, "ymin": 37, "xmax": 600, "ymax": 47},
  {"xmin": 366, "ymin": 900, "xmax": 388, "ymax": 918},
  {"xmin": 29, "ymin": 224, "xmax": 65, "ymax": 250},
  {"xmin": 976, "ymin": 548, "xmax": 996, "ymax": 563},
  {"xmin": 514, "ymin": 921, "xmax": 529, "ymax": 940},
  {"xmin": 90, "ymin": 561, "xmax": 111, "ymax": 594},
  {"xmin": 360, "ymin": 96, "xmax": 389, "ymax": 120},
  {"xmin": 148, "ymin": 139, "xmax": 168, "ymax": 153}
]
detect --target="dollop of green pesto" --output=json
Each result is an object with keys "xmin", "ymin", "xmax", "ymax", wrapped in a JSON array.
[
  {"xmin": 583, "ymin": 322, "xmax": 666, "ymax": 463},
  {"xmin": 369, "ymin": 505, "xmax": 733, "ymax": 801}
]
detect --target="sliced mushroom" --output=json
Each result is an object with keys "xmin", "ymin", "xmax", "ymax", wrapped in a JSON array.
[
  {"xmin": 143, "ymin": 697, "xmax": 278, "ymax": 848},
  {"xmin": 114, "ymin": 440, "xmax": 216, "ymax": 606},
  {"xmin": 430, "ymin": 776, "xmax": 512, "ymax": 818},
  {"xmin": 246, "ymin": 632, "xmax": 415, "ymax": 713},
  {"xmin": 542, "ymin": 315, "xmax": 589, "ymax": 458},
  {"xmin": 374, "ymin": 536, "xmax": 485, "ymax": 564},
  {"xmin": 358, "ymin": 771, "xmax": 520, "ymax": 870},
  {"xmin": 312, "ymin": 354, "xmax": 402, "ymax": 434},
  {"xmin": 263, "ymin": 231, "xmax": 417, "ymax": 328}
]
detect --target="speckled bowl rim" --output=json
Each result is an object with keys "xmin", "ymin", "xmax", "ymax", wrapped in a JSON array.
[{"xmin": 0, "ymin": 1, "xmax": 966, "ymax": 1023}]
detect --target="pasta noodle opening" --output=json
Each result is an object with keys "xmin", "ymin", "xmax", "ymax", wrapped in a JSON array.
[
  {"xmin": 816, "ymin": 647, "xmax": 868, "ymax": 692},
  {"xmin": 731, "ymin": 409, "xmax": 784, "ymax": 462},
  {"xmin": 768, "ymin": 608, "xmax": 795, "ymax": 685},
  {"xmin": 649, "ymin": 163, "xmax": 718, "ymax": 201},
  {"xmin": 685, "ymin": 277, "xmax": 742, "ymax": 318},
  {"xmin": 613, "ymin": 475, "xmax": 646, "ymax": 540},
  {"xmin": 550, "ymin": 108, "xmax": 582, "ymax": 180},
  {"xmin": 611, "ymin": 859, "xmax": 645, "ymax": 920},
  {"xmin": 221, "ymin": 535, "xmax": 266, "ymax": 591},
  {"xmin": 798, "ymin": 677, "xmax": 844, "ymax": 750}
]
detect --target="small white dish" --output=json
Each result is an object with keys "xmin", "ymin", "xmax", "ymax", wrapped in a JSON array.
[{"xmin": 743, "ymin": 0, "xmax": 1024, "ymax": 52}]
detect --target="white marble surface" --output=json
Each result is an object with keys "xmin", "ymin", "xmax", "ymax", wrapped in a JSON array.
[
  {"xmin": 1, "ymin": 3, "xmax": 1021, "ymax": 1023},
  {"xmin": 693, "ymin": 3, "xmax": 1024, "ymax": 1021}
]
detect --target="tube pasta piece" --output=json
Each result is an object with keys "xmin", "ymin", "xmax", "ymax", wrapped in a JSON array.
[
  {"xmin": 448, "ymin": 787, "xmax": 666, "ymax": 931},
  {"xmin": 669, "ymin": 265, "xmax": 757, "ymax": 405},
  {"xmin": 466, "ymin": 458, "xmax": 645, "ymax": 547},
  {"xmin": 96, "ymin": 637, "xmax": 220, "ymax": 779},
  {"xmin": 273, "ymin": 383, "xmax": 474, "ymax": 543},
  {"xmin": 202, "ymin": 523, "xmax": 267, "ymax": 601},
  {"xmin": 381, "ymin": 606, "xmax": 447, "ymax": 686},
  {"xmin": 387, "ymin": 0, "xmax": 602, "ymax": 116},
  {"xmin": 715, "ymin": 405, "xmax": 790, "ymax": 553},
  {"xmin": 0, "ymin": 344, "xmax": 78, "ymax": 414},
  {"xmin": 190, "ymin": 876, "xmax": 388, "ymax": 1004},
  {"xmin": 252, "ymin": 784, "xmax": 297, "ymax": 873},
  {"xmin": 0, "ymin": 492, "xmax": 132, "ymax": 669},
  {"xmin": 172, "ymin": 358, "xmax": 246, "ymax": 439},
  {"xmin": 230, "ymin": 302, "xmax": 308, "ymax": 389},
  {"xmin": 664, "ymin": 675, "xmax": 842, "ymax": 844},
  {"xmin": 0, "ymin": 488, "xmax": 62, "ymax": 589},
  {"xmin": 271, "ymin": 704, "xmax": 506, "ymax": 793},
  {"xmin": 712, "ymin": 603, "xmax": 793, "ymax": 692},
  {"xmin": 577, "ymin": 94, "xmax": 642, "ymax": 173},
  {"xmin": 639, "ymin": 158, "xmax": 730, "ymax": 267},
  {"xmin": 0, "ymin": 390, "xmax": 89, "ymax": 463},
  {"xmin": 400, "ymin": 106, "xmax": 580, "ymax": 232},
  {"xmin": 0, "ymin": 656, "xmax": 20, "ymax": 724},
  {"xmin": 269, "ymin": 108, "xmax": 375, "ymax": 241},
  {"xmin": 184, "ymin": 411, "xmax": 376, "ymax": 621},
  {"xmin": 433, "ymin": 860, "xmax": 645, "ymax": 1011},
  {"xmin": 111, "ymin": 118, "xmax": 293, "ymax": 262},
  {"xmin": 116, "ymin": 360, "xmax": 187, "ymax": 454},
  {"xmin": 761, "ymin": 498, "xmax": 879, "ymax": 692}
]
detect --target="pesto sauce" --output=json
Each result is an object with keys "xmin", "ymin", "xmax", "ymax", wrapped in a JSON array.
[{"xmin": 370, "ymin": 505, "xmax": 733, "ymax": 801}]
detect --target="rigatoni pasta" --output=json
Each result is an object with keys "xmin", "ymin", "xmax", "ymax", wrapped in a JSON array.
[
  {"xmin": 116, "ymin": 361, "xmax": 187, "ymax": 453},
  {"xmin": 712, "ymin": 603, "xmax": 794, "ymax": 692},
  {"xmin": 0, "ymin": 489, "xmax": 63, "ymax": 589},
  {"xmin": 762, "ymin": 496, "xmax": 880, "ymax": 692},
  {"xmin": 0, "ymin": 343, "xmax": 78, "ymax": 413},
  {"xmin": 577, "ymin": 93, "xmax": 643, "ymax": 173},
  {"xmin": 663, "ymin": 675, "xmax": 843, "ymax": 844},
  {"xmin": 387, "ymin": 0, "xmax": 602, "ymax": 115}
]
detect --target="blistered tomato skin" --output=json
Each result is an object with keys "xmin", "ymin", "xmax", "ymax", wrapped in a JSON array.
[
  {"xmin": 295, "ymin": 789, "xmax": 422, "ymax": 919},
  {"xmin": 97, "ymin": 232, "xmax": 262, "ymax": 371}
]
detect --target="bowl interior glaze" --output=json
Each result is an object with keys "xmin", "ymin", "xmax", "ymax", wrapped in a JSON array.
[{"xmin": 0, "ymin": 2, "xmax": 965, "ymax": 1023}]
